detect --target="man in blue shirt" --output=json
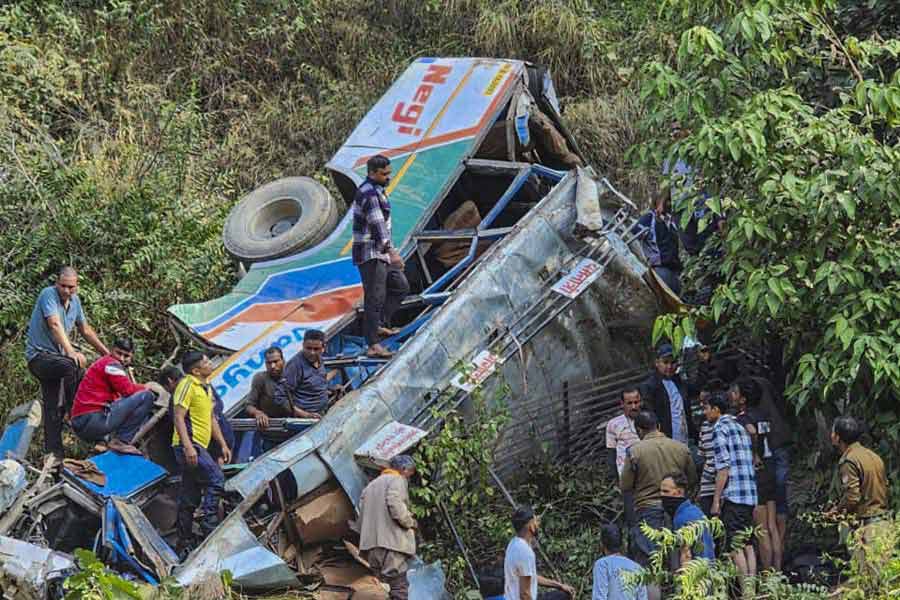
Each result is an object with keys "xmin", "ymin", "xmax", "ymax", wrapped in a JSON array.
[
  {"xmin": 25, "ymin": 266, "xmax": 108, "ymax": 458},
  {"xmin": 283, "ymin": 329, "xmax": 331, "ymax": 417},
  {"xmin": 592, "ymin": 524, "xmax": 647, "ymax": 600},
  {"xmin": 660, "ymin": 472, "xmax": 715, "ymax": 566}
]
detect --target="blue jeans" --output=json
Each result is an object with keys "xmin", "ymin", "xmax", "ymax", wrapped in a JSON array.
[
  {"xmin": 630, "ymin": 506, "xmax": 666, "ymax": 567},
  {"xmin": 71, "ymin": 390, "xmax": 156, "ymax": 444},
  {"xmin": 174, "ymin": 444, "xmax": 225, "ymax": 544},
  {"xmin": 767, "ymin": 445, "xmax": 791, "ymax": 515}
]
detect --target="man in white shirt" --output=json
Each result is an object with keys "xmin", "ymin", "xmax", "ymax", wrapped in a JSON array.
[
  {"xmin": 606, "ymin": 387, "xmax": 642, "ymax": 527},
  {"xmin": 504, "ymin": 506, "xmax": 574, "ymax": 600}
]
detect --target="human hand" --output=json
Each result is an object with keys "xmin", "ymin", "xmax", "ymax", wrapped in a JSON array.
[
  {"xmin": 184, "ymin": 445, "xmax": 198, "ymax": 467},
  {"xmin": 221, "ymin": 446, "xmax": 232, "ymax": 465},
  {"xmin": 711, "ymin": 498, "xmax": 721, "ymax": 516},
  {"xmin": 69, "ymin": 351, "xmax": 87, "ymax": 368},
  {"xmin": 558, "ymin": 583, "xmax": 575, "ymax": 597},
  {"xmin": 389, "ymin": 249, "xmax": 403, "ymax": 267},
  {"xmin": 255, "ymin": 412, "xmax": 270, "ymax": 430}
]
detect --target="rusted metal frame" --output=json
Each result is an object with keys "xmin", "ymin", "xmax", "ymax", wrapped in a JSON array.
[{"xmin": 271, "ymin": 477, "xmax": 300, "ymax": 551}]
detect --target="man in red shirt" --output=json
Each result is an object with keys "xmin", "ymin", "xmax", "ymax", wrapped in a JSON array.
[{"xmin": 70, "ymin": 338, "xmax": 157, "ymax": 455}]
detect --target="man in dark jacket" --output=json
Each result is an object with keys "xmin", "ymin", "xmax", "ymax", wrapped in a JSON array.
[{"xmin": 640, "ymin": 344, "xmax": 696, "ymax": 445}]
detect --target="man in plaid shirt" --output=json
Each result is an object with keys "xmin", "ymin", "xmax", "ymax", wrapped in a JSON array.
[
  {"xmin": 352, "ymin": 155, "xmax": 409, "ymax": 358},
  {"xmin": 707, "ymin": 393, "xmax": 757, "ymax": 593}
]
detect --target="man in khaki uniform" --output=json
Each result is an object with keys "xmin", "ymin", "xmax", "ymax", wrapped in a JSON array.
[
  {"xmin": 621, "ymin": 411, "xmax": 697, "ymax": 600},
  {"xmin": 358, "ymin": 455, "xmax": 417, "ymax": 599},
  {"xmin": 830, "ymin": 416, "xmax": 890, "ymax": 571}
]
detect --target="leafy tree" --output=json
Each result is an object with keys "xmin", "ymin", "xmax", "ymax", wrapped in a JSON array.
[{"xmin": 639, "ymin": 1, "xmax": 900, "ymax": 432}]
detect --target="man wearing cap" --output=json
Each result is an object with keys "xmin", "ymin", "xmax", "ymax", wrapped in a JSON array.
[
  {"xmin": 171, "ymin": 350, "xmax": 231, "ymax": 555},
  {"xmin": 504, "ymin": 505, "xmax": 575, "ymax": 599},
  {"xmin": 640, "ymin": 344, "xmax": 695, "ymax": 445},
  {"xmin": 69, "ymin": 338, "xmax": 157, "ymax": 455},
  {"xmin": 358, "ymin": 455, "xmax": 418, "ymax": 599}
]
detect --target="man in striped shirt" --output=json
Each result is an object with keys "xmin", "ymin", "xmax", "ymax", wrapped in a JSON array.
[
  {"xmin": 696, "ymin": 390, "xmax": 718, "ymax": 516},
  {"xmin": 352, "ymin": 155, "xmax": 409, "ymax": 358},
  {"xmin": 707, "ymin": 393, "xmax": 757, "ymax": 591}
]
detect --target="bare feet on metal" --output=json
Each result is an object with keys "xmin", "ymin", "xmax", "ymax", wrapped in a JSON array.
[
  {"xmin": 108, "ymin": 438, "xmax": 142, "ymax": 456},
  {"xmin": 365, "ymin": 344, "xmax": 393, "ymax": 359}
]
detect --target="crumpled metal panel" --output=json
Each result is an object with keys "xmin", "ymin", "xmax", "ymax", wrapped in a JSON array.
[
  {"xmin": 173, "ymin": 514, "xmax": 299, "ymax": 591},
  {"xmin": 313, "ymin": 387, "xmax": 395, "ymax": 507},
  {"xmin": 0, "ymin": 535, "xmax": 74, "ymax": 598},
  {"xmin": 225, "ymin": 425, "xmax": 319, "ymax": 499},
  {"xmin": 225, "ymin": 170, "xmax": 659, "ymax": 511}
]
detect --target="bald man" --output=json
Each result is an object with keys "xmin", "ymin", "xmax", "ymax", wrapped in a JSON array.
[{"xmin": 26, "ymin": 266, "xmax": 107, "ymax": 458}]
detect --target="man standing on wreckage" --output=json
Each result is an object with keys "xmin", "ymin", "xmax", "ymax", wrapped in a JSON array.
[{"xmin": 171, "ymin": 350, "xmax": 232, "ymax": 557}]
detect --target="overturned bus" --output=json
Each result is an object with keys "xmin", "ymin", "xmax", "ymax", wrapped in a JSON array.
[{"xmin": 0, "ymin": 57, "xmax": 670, "ymax": 597}]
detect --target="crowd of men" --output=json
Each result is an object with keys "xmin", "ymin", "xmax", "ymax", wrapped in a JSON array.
[
  {"xmin": 23, "ymin": 266, "xmax": 337, "ymax": 556},
  {"xmin": 595, "ymin": 342, "xmax": 891, "ymax": 599}
]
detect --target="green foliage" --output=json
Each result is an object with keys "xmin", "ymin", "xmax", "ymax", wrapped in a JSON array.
[
  {"xmin": 631, "ymin": 519, "xmax": 827, "ymax": 599},
  {"xmin": 638, "ymin": 1, "xmax": 900, "ymax": 424},
  {"xmin": 64, "ymin": 549, "xmax": 142, "ymax": 600}
]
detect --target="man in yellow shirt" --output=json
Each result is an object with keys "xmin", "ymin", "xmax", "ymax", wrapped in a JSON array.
[{"xmin": 172, "ymin": 351, "xmax": 231, "ymax": 555}]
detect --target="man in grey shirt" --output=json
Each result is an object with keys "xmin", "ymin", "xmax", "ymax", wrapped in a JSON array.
[{"xmin": 25, "ymin": 266, "xmax": 107, "ymax": 458}]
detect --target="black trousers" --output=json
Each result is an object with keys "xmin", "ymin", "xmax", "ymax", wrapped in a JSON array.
[
  {"xmin": 358, "ymin": 259, "xmax": 409, "ymax": 345},
  {"xmin": 27, "ymin": 352, "xmax": 81, "ymax": 456}
]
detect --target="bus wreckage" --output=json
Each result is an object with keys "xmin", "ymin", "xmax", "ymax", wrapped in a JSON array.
[{"xmin": 0, "ymin": 57, "xmax": 672, "ymax": 599}]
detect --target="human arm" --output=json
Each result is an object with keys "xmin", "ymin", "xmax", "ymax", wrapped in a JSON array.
[
  {"xmin": 836, "ymin": 459, "xmax": 861, "ymax": 514},
  {"xmin": 244, "ymin": 377, "xmax": 270, "ymax": 429},
  {"xmin": 606, "ymin": 448, "xmax": 618, "ymax": 481},
  {"xmin": 210, "ymin": 410, "xmax": 231, "ymax": 464},
  {"xmin": 104, "ymin": 361, "xmax": 146, "ymax": 398},
  {"xmin": 363, "ymin": 195, "xmax": 393, "ymax": 253},
  {"xmin": 605, "ymin": 421, "xmax": 619, "ymax": 480},
  {"xmin": 385, "ymin": 477, "xmax": 416, "ymax": 529},
  {"xmin": 77, "ymin": 321, "xmax": 108, "ymax": 356},
  {"xmin": 620, "ymin": 451, "xmax": 635, "ymax": 493},
  {"xmin": 291, "ymin": 406, "xmax": 321, "ymax": 419},
  {"xmin": 519, "ymin": 576, "xmax": 533, "ymax": 600},
  {"xmin": 711, "ymin": 469, "xmax": 729, "ymax": 515},
  {"xmin": 710, "ymin": 426, "xmax": 730, "ymax": 515},
  {"xmin": 44, "ymin": 311, "xmax": 85, "ymax": 367},
  {"xmin": 173, "ymin": 406, "xmax": 197, "ymax": 466},
  {"xmin": 684, "ymin": 446, "xmax": 699, "ymax": 492},
  {"xmin": 537, "ymin": 575, "xmax": 574, "ymax": 597},
  {"xmin": 592, "ymin": 560, "xmax": 607, "ymax": 600}
]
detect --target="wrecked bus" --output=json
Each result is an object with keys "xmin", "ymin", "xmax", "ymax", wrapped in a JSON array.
[{"xmin": 0, "ymin": 58, "xmax": 667, "ymax": 597}]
